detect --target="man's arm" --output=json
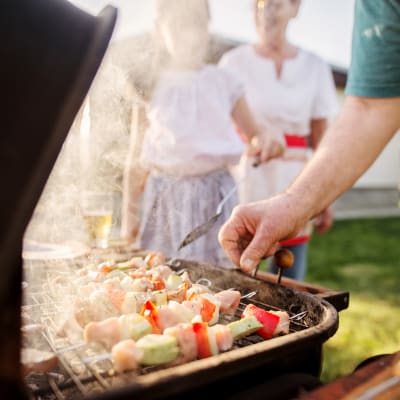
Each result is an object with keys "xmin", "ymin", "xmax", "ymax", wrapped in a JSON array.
[
  {"xmin": 308, "ymin": 118, "xmax": 333, "ymax": 234},
  {"xmin": 218, "ymin": 95, "xmax": 400, "ymax": 272},
  {"xmin": 289, "ymin": 96, "xmax": 400, "ymax": 222}
]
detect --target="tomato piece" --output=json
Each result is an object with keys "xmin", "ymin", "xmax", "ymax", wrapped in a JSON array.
[
  {"xmin": 198, "ymin": 296, "xmax": 216, "ymax": 323},
  {"xmin": 139, "ymin": 300, "xmax": 161, "ymax": 334},
  {"xmin": 192, "ymin": 321, "xmax": 211, "ymax": 359},
  {"xmin": 144, "ymin": 252, "xmax": 165, "ymax": 268},
  {"xmin": 152, "ymin": 278, "xmax": 165, "ymax": 291},
  {"xmin": 97, "ymin": 261, "xmax": 115, "ymax": 273},
  {"xmin": 241, "ymin": 304, "xmax": 280, "ymax": 339}
]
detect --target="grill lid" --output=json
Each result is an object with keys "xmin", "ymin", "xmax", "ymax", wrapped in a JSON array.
[{"xmin": 0, "ymin": 0, "xmax": 117, "ymax": 392}]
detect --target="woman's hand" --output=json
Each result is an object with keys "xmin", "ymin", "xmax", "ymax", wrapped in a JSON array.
[
  {"xmin": 232, "ymin": 97, "xmax": 285, "ymax": 162},
  {"xmin": 247, "ymin": 135, "xmax": 284, "ymax": 163}
]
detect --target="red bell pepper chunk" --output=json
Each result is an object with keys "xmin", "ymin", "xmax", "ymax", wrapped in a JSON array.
[
  {"xmin": 198, "ymin": 296, "xmax": 217, "ymax": 323},
  {"xmin": 192, "ymin": 321, "xmax": 212, "ymax": 359},
  {"xmin": 140, "ymin": 300, "xmax": 161, "ymax": 334},
  {"xmin": 241, "ymin": 303, "xmax": 280, "ymax": 339}
]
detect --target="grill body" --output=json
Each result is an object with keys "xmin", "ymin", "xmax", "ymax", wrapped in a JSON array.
[
  {"xmin": 23, "ymin": 256, "xmax": 340, "ymax": 400},
  {"xmin": 3, "ymin": 1, "xmax": 343, "ymax": 398}
]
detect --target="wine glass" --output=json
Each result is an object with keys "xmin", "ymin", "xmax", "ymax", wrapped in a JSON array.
[{"xmin": 80, "ymin": 191, "xmax": 114, "ymax": 248}]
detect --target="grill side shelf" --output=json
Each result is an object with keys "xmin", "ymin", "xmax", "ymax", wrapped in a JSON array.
[{"xmin": 254, "ymin": 270, "xmax": 350, "ymax": 312}]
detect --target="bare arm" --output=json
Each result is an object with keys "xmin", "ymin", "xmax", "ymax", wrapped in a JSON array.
[
  {"xmin": 218, "ymin": 95, "xmax": 400, "ymax": 272},
  {"xmin": 231, "ymin": 96, "xmax": 261, "ymax": 141},
  {"xmin": 309, "ymin": 118, "xmax": 334, "ymax": 233},
  {"xmin": 289, "ymin": 96, "xmax": 400, "ymax": 222},
  {"xmin": 309, "ymin": 118, "xmax": 327, "ymax": 149}
]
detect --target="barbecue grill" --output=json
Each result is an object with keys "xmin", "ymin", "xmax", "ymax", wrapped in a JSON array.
[
  {"xmin": 2, "ymin": 1, "xmax": 348, "ymax": 399},
  {"xmin": 20, "ymin": 252, "xmax": 343, "ymax": 400}
]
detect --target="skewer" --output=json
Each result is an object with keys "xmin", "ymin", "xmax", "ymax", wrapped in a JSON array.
[
  {"xmin": 81, "ymin": 352, "xmax": 112, "ymax": 364},
  {"xmin": 273, "ymin": 249, "xmax": 295, "ymax": 284},
  {"xmin": 252, "ymin": 264, "xmax": 260, "ymax": 278},
  {"xmin": 56, "ymin": 296, "xmax": 306, "ymax": 354},
  {"xmin": 195, "ymin": 278, "xmax": 212, "ymax": 287},
  {"xmin": 240, "ymin": 291, "xmax": 257, "ymax": 300},
  {"xmin": 55, "ymin": 342, "xmax": 88, "ymax": 354},
  {"xmin": 251, "ymin": 249, "xmax": 294, "ymax": 282},
  {"xmin": 289, "ymin": 311, "xmax": 307, "ymax": 321},
  {"xmin": 78, "ymin": 310, "xmax": 308, "ymax": 365}
]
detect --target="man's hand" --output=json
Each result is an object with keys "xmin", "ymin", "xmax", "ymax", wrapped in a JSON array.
[{"xmin": 218, "ymin": 193, "xmax": 305, "ymax": 274}]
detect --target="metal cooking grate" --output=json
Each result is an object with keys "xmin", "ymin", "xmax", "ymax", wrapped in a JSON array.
[{"xmin": 23, "ymin": 262, "xmax": 309, "ymax": 400}]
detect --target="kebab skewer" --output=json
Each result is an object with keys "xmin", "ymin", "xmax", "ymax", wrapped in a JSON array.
[
  {"xmin": 83, "ymin": 288, "xmax": 242, "ymax": 350},
  {"xmin": 82, "ymin": 307, "xmax": 300, "ymax": 373}
]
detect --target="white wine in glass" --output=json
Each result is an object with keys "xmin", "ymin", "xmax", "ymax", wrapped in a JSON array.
[{"xmin": 81, "ymin": 192, "xmax": 114, "ymax": 248}]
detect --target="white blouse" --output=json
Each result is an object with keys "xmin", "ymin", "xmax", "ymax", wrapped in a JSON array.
[
  {"xmin": 140, "ymin": 64, "xmax": 245, "ymax": 176},
  {"xmin": 219, "ymin": 44, "xmax": 338, "ymax": 204},
  {"xmin": 219, "ymin": 44, "xmax": 338, "ymax": 136}
]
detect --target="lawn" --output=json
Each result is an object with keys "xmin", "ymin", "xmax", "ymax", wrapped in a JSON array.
[{"xmin": 306, "ymin": 216, "xmax": 400, "ymax": 383}]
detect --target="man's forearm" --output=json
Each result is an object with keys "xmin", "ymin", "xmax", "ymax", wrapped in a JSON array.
[{"xmin": 287, "ymin": 96, "xmax": 400, "ymax": 221}]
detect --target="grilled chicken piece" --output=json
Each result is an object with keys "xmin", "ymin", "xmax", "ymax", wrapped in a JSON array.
[
  {"xmin": 84, "ymin": 317, "xmax": 120, "ymax": 349},
  {"xmin": 214, "ymin": 290, "xmax": 241, "ymax": 315},
  {"xmin": 210, "ymin": 324, "xmax": 234, "ymax": 352},
  {"xmin": 144, "ymin": 251, "xmax": 166, "ymax": 268},
  {"xmin": 111, "ymin": 339, "xmax": 143, "ymax": 373},
  {"xmin": 150, "ymin": 264, "xmax": 173, "ymax": 281},
  {"xmin": 181, "ymin": 300, "xmax": 201, "ymax": 316},
  {"xmin": 186, "ymin": 283, "xmax": 211, "ymax": 299},
  {"xmin": 270, "ymin": 310, "xmax": 290, "ymax": 336},
  {"xmin": 155, "ymin": 305, "xmax": 183, "ymax": 332},
  {"xmin": 74, "ymin": 289, "xmax": 119, "ymax": 327},
  {"xmin": 21, "ymin": 348, "xmax": 58, "ymax": 376},
  {"xmin": 83, "ymin": 314, "xmax": 152, "ymax": 349},
  {"xmin": 163, "ymin": 323, "xmax": 198, "ymax": 365}
]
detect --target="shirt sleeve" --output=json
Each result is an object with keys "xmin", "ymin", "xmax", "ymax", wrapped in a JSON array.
[
  {"xmin": 345, "ymin": 0, "xmax": 400, "ymax": 98},
  {"xmin": 311, "ymin": 60, "xmax": 339, "ymax": 119}
]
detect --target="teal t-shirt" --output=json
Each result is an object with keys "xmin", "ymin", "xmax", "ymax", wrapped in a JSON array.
[{"xmin": 345, "ymin": 0, "xmax": 400, "ymax": 98}]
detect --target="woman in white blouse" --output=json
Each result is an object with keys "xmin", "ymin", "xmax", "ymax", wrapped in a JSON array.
[
  {"xmin": 219, "ymin": 0, "xmax": 338, "ymax": 280},
  {"xmin": 121, "ymin": 0, "xmax": 283, "ymax": 266}
]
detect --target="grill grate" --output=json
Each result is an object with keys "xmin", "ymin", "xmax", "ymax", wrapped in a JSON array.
[{"xmin": 22, "ymin": 257, "xmax": 330, "ymax": 400}]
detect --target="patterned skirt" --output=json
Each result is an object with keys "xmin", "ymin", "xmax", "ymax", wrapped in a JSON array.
[{"xmin": 138, "ymin": 168, "xmax": 237, "ymax": 268}]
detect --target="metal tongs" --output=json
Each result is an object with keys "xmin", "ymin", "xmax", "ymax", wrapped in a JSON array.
[{"xmin": 178, "ymin": 158, "xmax": 260, "ymax": 251}]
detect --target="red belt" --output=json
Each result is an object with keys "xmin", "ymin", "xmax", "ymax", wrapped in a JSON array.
[
  {"xmin": 280, "ymin": 236, "xmax": 310, "ymax": 247},
  {"xmin": 284, "ymin": 134, "xmax": 309, "ymax": 148}
]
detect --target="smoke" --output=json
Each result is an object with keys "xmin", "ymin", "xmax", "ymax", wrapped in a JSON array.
[
  {"xmin": 21, "ymin": 2, "xmax": 244, "ymax": 350},
  {"xmin": 24, "ymin": 0, "xmax": 239, "ymax": 255}
]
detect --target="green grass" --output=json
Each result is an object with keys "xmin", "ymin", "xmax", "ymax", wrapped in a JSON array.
[{"xmin": 306, "ymin": 217, "xmax": 400, "ymax": 383}]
